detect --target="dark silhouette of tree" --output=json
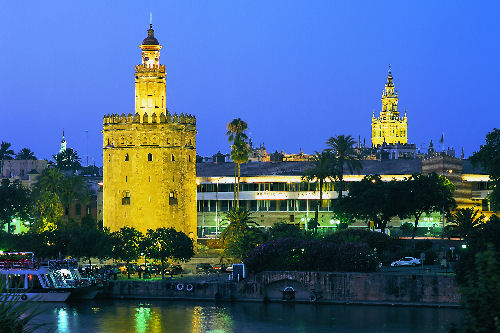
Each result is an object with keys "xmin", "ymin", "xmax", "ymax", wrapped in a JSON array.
[
  {"xmin": 470, "ymin": 128, "xmax": 500, "ymax": 210},
  {"xmin": 112, "ymin": 226, "xmax": 143, "ymax": 279},
  {"xmin": 15, "ymin": 148, "xmax": 37, "ymax": 160},
  {"xmin": 326, "ymin": 135, "xmax": 362, "ymax": 199},
  {"xmin": 450, "ymin": 208, "xmax": 485, "ymax": 240},
  {"xmin": 302, "ymin": 150, "xmax": 336, "ymax": 231},
  {"xmin": 53, "ymin": 148, "xmax": 81, "ymax": 172},
  {"xmin": 141, "ymin": 228, "xmax": 194, "ymax": 278},
  {"xmin": 226, "ymin": 118, "xmax": 249, "ymax": 207}
]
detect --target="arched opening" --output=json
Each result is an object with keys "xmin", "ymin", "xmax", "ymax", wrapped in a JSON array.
[{"xmin": 148, "ymin": 153, "xmax": 153, "ymax": 161}]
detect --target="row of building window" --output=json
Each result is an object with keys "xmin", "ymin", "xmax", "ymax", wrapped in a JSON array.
[
  {"xmin": 109, "ymin": 153, "xmax": 192, "ymax": 162},
  {"xmin": 197, "ymin": 199, "xmax": 335, "ymax": 212},
  {"xmin": 197, "ymin": 182, "xmax": 336, "ymax": 193}
]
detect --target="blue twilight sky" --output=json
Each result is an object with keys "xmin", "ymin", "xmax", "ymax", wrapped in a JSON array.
[{"xmin": 0, "ymin": 1, "xmax": 499, "ymax": 165}]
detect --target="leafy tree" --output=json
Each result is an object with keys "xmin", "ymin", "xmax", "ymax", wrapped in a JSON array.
[
  {"xmin": 332, "ymin": 175, "xmax": 399, "ymax": 232},
  {"xmin": 58, "ymin": 175, "xmax": 89, "ymax": 221},
  {"xmin": 460, "ymin": 247, "xmax": 500, "ymax": 333},
  {"xmin": 226, "ymin": 118, "xmax": 248, "ymax": 207},
  {"xmin": 270, "ymin": 222, "xmax": 304, "ymax": 239},
  {"xmin": 0, "ymin": 179, "xmax": 31, "ymax": 233},
  {"xmin": 112, "ymin": 226, "xmax": 143, "ymax": 279},
  {"xmin": 302, "ymin": 150, "xmax": 336, "ymax": 231},
  {"xmin": 32, "ymin": 191, "xmax": 64, "ymax": 232},
  {"xmin": 470, "ymin": 128, "xmax": 500, "ymax": 210},
  {"xmin": 141, "ymin": 228, "xmax": 194, "ymax": 278},
  {"xmin": 326, "ymin": 135, "xmax": 362, "ymax": 198},
  {"xmin": 53, "ymin": 148, "xmax": 81, "ymax": 172},
  {"xmin": 66, "ymin": 225, "xmax": 113, "ymax": 266},
  {"xmin": 15, "ymin": 148, "xmax": 37, "ymax": 160},
  {"xmin": 396, "ymin": 173, "xmax": 456, "ymax": 239},
  {"xmin": 450, "ymin": 208, "xmax": 485, "ymax": 240},
  {"xmin": 223, "ymin": 228, "xmax": 264, "ymax": 261}
]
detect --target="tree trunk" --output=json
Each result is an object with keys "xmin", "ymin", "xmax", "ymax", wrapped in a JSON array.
[
  {"xmin": 127, "ymin": 260, "xmax": 130, "ymax": 279},
  {"xmin": 161, "ymin": 258, "xmax": 164, "ymax": 279},
  {"xmin": 233, "ymin": 163, "xmax": 237, "ymax": 208},
  {"xmin": 237, "ymin": 163, "xmax": 241, "ymax": 208},
  {"xmin": 411, "ymin": 212, "xmax": 422, "ymax": 239}
]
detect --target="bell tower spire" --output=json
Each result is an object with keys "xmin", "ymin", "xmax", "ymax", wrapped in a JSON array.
[{"xmin": 135, "ymin": 24, "xmax": 166, "ymax": 120}]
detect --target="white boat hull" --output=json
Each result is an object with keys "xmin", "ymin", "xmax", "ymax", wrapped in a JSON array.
[{"xmin": 3, "ymin": 291, "xmax": 71, "ymax": 302}]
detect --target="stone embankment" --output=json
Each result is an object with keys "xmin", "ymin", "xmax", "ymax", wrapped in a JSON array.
[{"xmin": 100, "ymin": 271, "xmax": 460, "ymax": 307}]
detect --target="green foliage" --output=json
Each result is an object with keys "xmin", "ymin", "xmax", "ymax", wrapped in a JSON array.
[
  {"xmin": 270, "ymin": 222, "xmax": 304, "ymax": 239},
  {"xmin": 324, "ymin": 228, "xmax": 393, "ymax": 252},
  {"xmin": 0, "ymin": 179, "xmax": 31, "ymax": 233},
  {"xmin": 0, "ymin": 284, "xmax": 49, "ymax": 332},
  {"xmin": 470, "ymin": 128, "xmax": 500, "ymax": 210},
  {"xmin": 245, "ymin": 237, "xmax": 380, "ymax": 274},
  {"xmin": 450, "ymin": 208, "xmax": 485, "ymax": 240},
  {"xmin": 400, "ymin": 222, "xmax": 414, "ymax": 237},
  {"xmin": 52, "ymin": 147, "xmax": 81, "ymax": 172},
  {"xmin": 141, "ymin": 228, "xmax": 194, "ymax": 278},
  {"xmin": 325, "ymin": 134, "xmax": 362, "ymax": 198},
  {"xmin": 80, "ymin": 165, "xmax": 101, "ymax": 177},
  {"xmin": 337, "ymin": 222, "xmax": 349, "ymax": 230},
  {"xmin": 395, "ymin": 173, "xmax": 456, "ymax": 238},
  {"xmin": 112, "ymin": 226, "xmax": 143, "ymax": 278},
  {"xmin": 32, "ymin": 191, "xmax": 63, "ymax": 232},
  {"xmin": 226, "ymin": 118, "xmax": 249, "ymax": 206},
  {"xmin": 0, "ymin": 141, "xmax": 14, "ymax": 161},
  {"xmin": 333, "ymin": 175, "xmax": 399, "ymax": 231},
  {"xmin": 15, "ymin": 148, "xmax": 37, "ymax": 160},
  {"xmin": 223, "ymin": 227, "xmax": 264, "ymax": 261},
  {"xmin": 220, "ymin": 208, "xmax": 258, "ymax": 242},
  {"xmin": 460, "ymin": 247, "xmax": 500, "ymax": 333}
]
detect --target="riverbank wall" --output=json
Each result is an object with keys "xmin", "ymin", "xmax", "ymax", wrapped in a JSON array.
[{"xmin": 100, "ymin": 271, "xmax": 460, "ymax": 307}]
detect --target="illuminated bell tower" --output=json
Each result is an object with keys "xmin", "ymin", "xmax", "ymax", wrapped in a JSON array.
[
  {"xmin": 103, "ymin": 25, "xmax": 197, "ymax": 240},
  {"xmin": 135, "ymin": 24, "xmax": 166, "ymax": 120},
  {"xmin": 371, "ymin": 66, "xmax": 408, "ymax": 147}
]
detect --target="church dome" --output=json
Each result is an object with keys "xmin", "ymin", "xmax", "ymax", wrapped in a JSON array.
[{"xmin": 142, "ymin": 24, "xmax": 159, "ymax": 45}]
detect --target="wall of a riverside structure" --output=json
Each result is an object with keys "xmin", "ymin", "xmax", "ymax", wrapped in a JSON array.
[{"xmin": 101, "ymin": 271, "xmax": 460, "ymax": 307}]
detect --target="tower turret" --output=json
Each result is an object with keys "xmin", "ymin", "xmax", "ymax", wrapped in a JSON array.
[
  {"xmin": 371, "ymin": 66, "xmax": 408, "ymax": 147},
  {"xmin": 135, "ymin": 24, "xmax": 166, "ymax": 120}
]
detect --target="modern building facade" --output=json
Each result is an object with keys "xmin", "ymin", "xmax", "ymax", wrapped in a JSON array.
[
  {"xmin": 196, "ymin": 156, "xmax": 495, "ymax": 237},
  {"xmin": 102, "ymin": 25, "xmax": 197, "ymax": 238}
]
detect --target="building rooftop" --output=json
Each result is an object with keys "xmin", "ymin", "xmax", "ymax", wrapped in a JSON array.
[{"xmin": 196, "ymin": 159, "xmax": 487, "ymax": 178}]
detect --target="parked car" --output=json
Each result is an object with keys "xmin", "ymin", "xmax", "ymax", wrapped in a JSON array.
[
  {"xmin": 391, "ymin": 257, "xmax": 421, "ymax": 267},
  {"xmin": 196, "ymin": 263, "xmax": 214, "ymax": 274},
  {"xmin": 165, "ymin": 264, "xmax": 183, "ymax": 276}
]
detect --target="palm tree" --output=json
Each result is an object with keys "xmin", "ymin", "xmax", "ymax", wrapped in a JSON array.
[
  {"xmin": 326, "ymin": 135, "xmax": 362, "ymax": 199},
  {"xmin": 16, "ymin": 148, "xmax": 37, "ymax": 160},
  {"xmin": 220, "ymin": 207, "xmax": 258, "ymax": 243},
  {"xmin": 34, "ymin": 168, "xmax": 64, "ymax": 194},
  {"xmin": 231, "ymin": 138, "xmax": 249, "ymax": 206},
  {"xmin": 53, "ymin": 148, "xmax": 82, "ymax": 173},
  {"xmin": 0, "ymin": 141, "xmax": 15, "ymax": 174},
  {"xmin": 226, "ymin": 118, "xmax": 249, "ymax": 207},
  {"xmin": 450, "ymin": 208, "xmax": 485, "ymax": 240},
  {"xmin": 59, "ymin": 175, "xmax": 89, "ymax": 222},
  {"xmin": 0, "ymin": 141, "xmax": 14, "ymax": 160},
  {"xmin": 302, "ymin": 150, "xmax": 336, "ymax": 231}
]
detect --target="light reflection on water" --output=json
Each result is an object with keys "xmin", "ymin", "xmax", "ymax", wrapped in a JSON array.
[{"xmin": 36, "ymin": 300, "xmax": 463, "ymax": 333}]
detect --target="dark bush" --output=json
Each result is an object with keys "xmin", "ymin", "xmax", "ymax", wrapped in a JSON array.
[
  {"xmin": 338, "ymin": 222, "xmax": 349, "ymax": 230},
  {"xmin": 269, "ymin": 222, "xmax": 304, "ymax": 239},
  {"xmin": 400, "ymin": 222, "xmax": 414, "ymax": 237},
  {"xmin": 245, "ymin": 236, "xmax": 380, "ymax": 273},
  {"xmin": 323, "ymin": 229, "xmax": 393, "ymax": 252}
]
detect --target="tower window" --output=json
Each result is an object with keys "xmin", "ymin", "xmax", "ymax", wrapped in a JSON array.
[
  {"xmin": 122, "ymin": 191, "xmax": 131, "ymax": 205},
  {"xmin": 169, "ymin": 191, "xmax": 178, "ymax": 205},
  {"xmin": 188, "ymin": 155, "xmax": 191, "ymax": 162},
  {"xmin": 125, "ymin": 176, "xmax": 128, "ymax": 182},
  {"xmin": 108, "ymin": 154, "xmax": 111, "ymax": 162},
  {"xmin": 171, "ymin": 154, "xmax": 175, "ymax": 162},
  {"xmin": 148, "ymin": 153, "xmax": 153, "ymax": 161},
  {"xmin": 125, "ymin": 154, "xmax": 129, "ymax": 161}
]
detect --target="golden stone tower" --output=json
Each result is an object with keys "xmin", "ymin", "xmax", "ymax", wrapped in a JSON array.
[
  {"xmin": 102, "ymin": 25, "xmax": 197, "ymax": 239},
  {"xmin": 371, "ymin": 67, "xmax": 408, "ymax": 147}
]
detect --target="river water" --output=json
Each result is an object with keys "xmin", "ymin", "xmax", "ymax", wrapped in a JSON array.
[{"xmin": 33, "ymin": 300, "xmax": 463, "ymax": 333}]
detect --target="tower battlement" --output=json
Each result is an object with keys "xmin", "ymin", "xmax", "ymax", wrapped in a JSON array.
[
  {"xmin": 135, "ymin": 64, "xmax": 166, "ymax": 73},
  {"xmin": 103, "ymin": 112, "xmax": 196, "ymax": 126}
]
